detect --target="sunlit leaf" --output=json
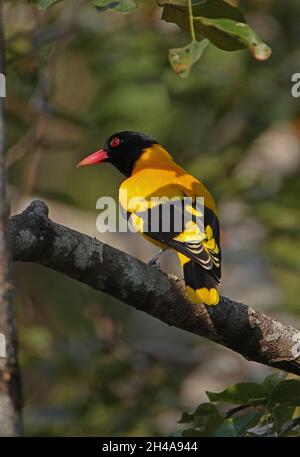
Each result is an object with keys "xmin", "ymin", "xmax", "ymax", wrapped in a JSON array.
[
  {"xmin": 160, "ymin": 0, "xmax": 244, "ymax": 21},
  {"xmin": 169, "ymin": 39, "xmax": 209, "ymax": 78},
  {"xmin": 213, "ymin": 418, "xmax": 237, "ymax": 437},
  {"xmin": 197, "ymin": 17, "xmax": 271, "ymax": 60},
  {"xmin": 93, "ymin": 0, "xmax": 137, "ymax": 12},
  {"xmin": 207, "ymin": 382, "xmax": 267, "ymax": 406},
  {"xmin": 161, "ymin": 0, "xmax": 271, "ymax": 59},
  {"xmin": 31, "ymin": 0, "xmax": 62, "ymax": 9}
]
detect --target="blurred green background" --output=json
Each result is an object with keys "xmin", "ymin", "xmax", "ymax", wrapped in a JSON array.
[{"xmin": 4, "ymin": 0, "xmax": 300, "ymax": 436}]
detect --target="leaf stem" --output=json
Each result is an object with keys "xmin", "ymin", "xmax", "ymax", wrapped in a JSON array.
[
  {"xmin": 188, "ymin": 0, "xmax": 196, "ymax": 42},
  {"xmin": 224, "ymin": 404, "xmax": 254, "ymax": 419}
]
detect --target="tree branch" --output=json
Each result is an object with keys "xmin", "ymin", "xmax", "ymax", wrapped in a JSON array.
[
  {"xmin": 0, "ymin": 0, "xmax": 22, "ymax": 437},
  {"xmin": 8, "ymin": 200, "xmax": 300, "ymax": 376}
]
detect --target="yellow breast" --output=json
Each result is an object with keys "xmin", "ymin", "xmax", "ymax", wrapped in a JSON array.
[{"xmin": 119, "ymin": 144, "xmax": 217, "ymax": 214}]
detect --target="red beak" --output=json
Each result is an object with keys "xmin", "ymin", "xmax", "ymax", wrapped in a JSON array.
[{"xmin": 77, "ymin": 149, "xmax": 109, "ymax": 167}]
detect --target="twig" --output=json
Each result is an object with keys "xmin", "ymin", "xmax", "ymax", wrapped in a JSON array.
[{"xmin": 188, "ymin": 0, "xmax": 196, "ymax": 42}]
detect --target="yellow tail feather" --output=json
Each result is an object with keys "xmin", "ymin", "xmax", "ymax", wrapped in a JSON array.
[{"xmin": 186, "ymin": 285, "xmax": 219, "ymax": 306}]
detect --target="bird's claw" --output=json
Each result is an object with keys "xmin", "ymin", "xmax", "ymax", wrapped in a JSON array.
[
  {"xmin": 146, "ymin": 249, "xmax": 164, "ymax": 269},
  {"xmin": 147, "ymin": 260, "xmax": 162, "ymax": 271}
]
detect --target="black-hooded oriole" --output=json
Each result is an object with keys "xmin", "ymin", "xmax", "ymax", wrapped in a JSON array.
[{"xmin": 78, "ymin": 131, "xmax": 221, "ymax": 306}]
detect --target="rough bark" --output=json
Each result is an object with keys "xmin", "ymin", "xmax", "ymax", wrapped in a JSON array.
[
  {"xmin": 0, "ymin": 0, "xmax": 22, "ymax": 437},
  {"xmin": 8, "ymin": 200, "xmax": 300, "ymax": 376}
]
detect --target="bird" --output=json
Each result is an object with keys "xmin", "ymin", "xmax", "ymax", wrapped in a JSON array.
[{"xmin": 77, "ymin": 131, "xmax": 221, "ymax": 306}]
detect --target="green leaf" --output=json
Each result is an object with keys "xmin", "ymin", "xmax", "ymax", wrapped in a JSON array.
[
  {"xmin": 160, "ymin": 0, "xmax": 244, "ymax": 22},
  {"xmin": 159, "ymin": 0, "xmax": 211, "ymax": 6},
  {"xmin": 158, "ymin": 0, "xmax": 186, "ymax": 5},
  {"xmin": 261, "ymin": 372, "xmax": 287, "ymax": 396},
  {"xmin": 197, "ymin": 17, "xmax": 271, "ymax": 60},
  {"xmin": 30, "ymin": 0, "xmax": 62, "ymax": 10},
  {"xmin": 207, "ymin": 382, "xmax": 267, "ymax": 406},
  {"xmin": 268, "ymin": 380, "xmax": 300, "ymax": 407},
  {"xmin": 181, "ymin": 403, "xmax": 224, "ymax": 436},
  {"xmin": 93, "ymin": 0, "xmax": 137, "ymax": 12},
  {"xmin": 215, "ymin": 410, "xmax": 263, "ymax": 437},
  {"xmin": 213, "ymin": 419, "xmax": 237, "ymax": 437},
  {"xmin": 161, "ymin": 0, "xmax": 271, "ymax": 59},
  {"xmin": 272, "ymin": 403, "xmax": 296, "ymax": 431},
  {"xmin": 193, "ymin": 402, "xmax": 223, "ymax": 421},
  {"xmin": 178, "ymin": 411, "xmax": 194, "ymax": 423},
  {"xmin": 169, "ymin": 39, "xmax": 209, "ymax": 78},
  {"xmin": 231, "ymin": 411, "xmax": 264, "ymax": 436}
]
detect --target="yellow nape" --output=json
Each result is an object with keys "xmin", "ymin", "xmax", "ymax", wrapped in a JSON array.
[
  {"xmin": 132, "ymin": 144, "xmax": 173, "ymax": 173},
  {"xmin": 186, "ymin": 285, "xmax": 219, "ymax": 306}
]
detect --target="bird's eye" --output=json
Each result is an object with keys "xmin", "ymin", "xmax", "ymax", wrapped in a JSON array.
[{"xmin": 110, "ymin": 137, "xmax": 121, "ymax": 148}]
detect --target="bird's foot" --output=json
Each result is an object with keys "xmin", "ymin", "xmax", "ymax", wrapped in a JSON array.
[
  {"xmin": 148, "ymin": 261, "xmax": 162, "ymax": 271},
  {"xmin": 147, "ymin": 249, "xmax": 164, "ymax": 268}
]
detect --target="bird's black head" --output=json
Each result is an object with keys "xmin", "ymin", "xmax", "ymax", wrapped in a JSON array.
[{"xmin": 78, "ymin": 131, "xmax": 158, "ymax": 177}]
